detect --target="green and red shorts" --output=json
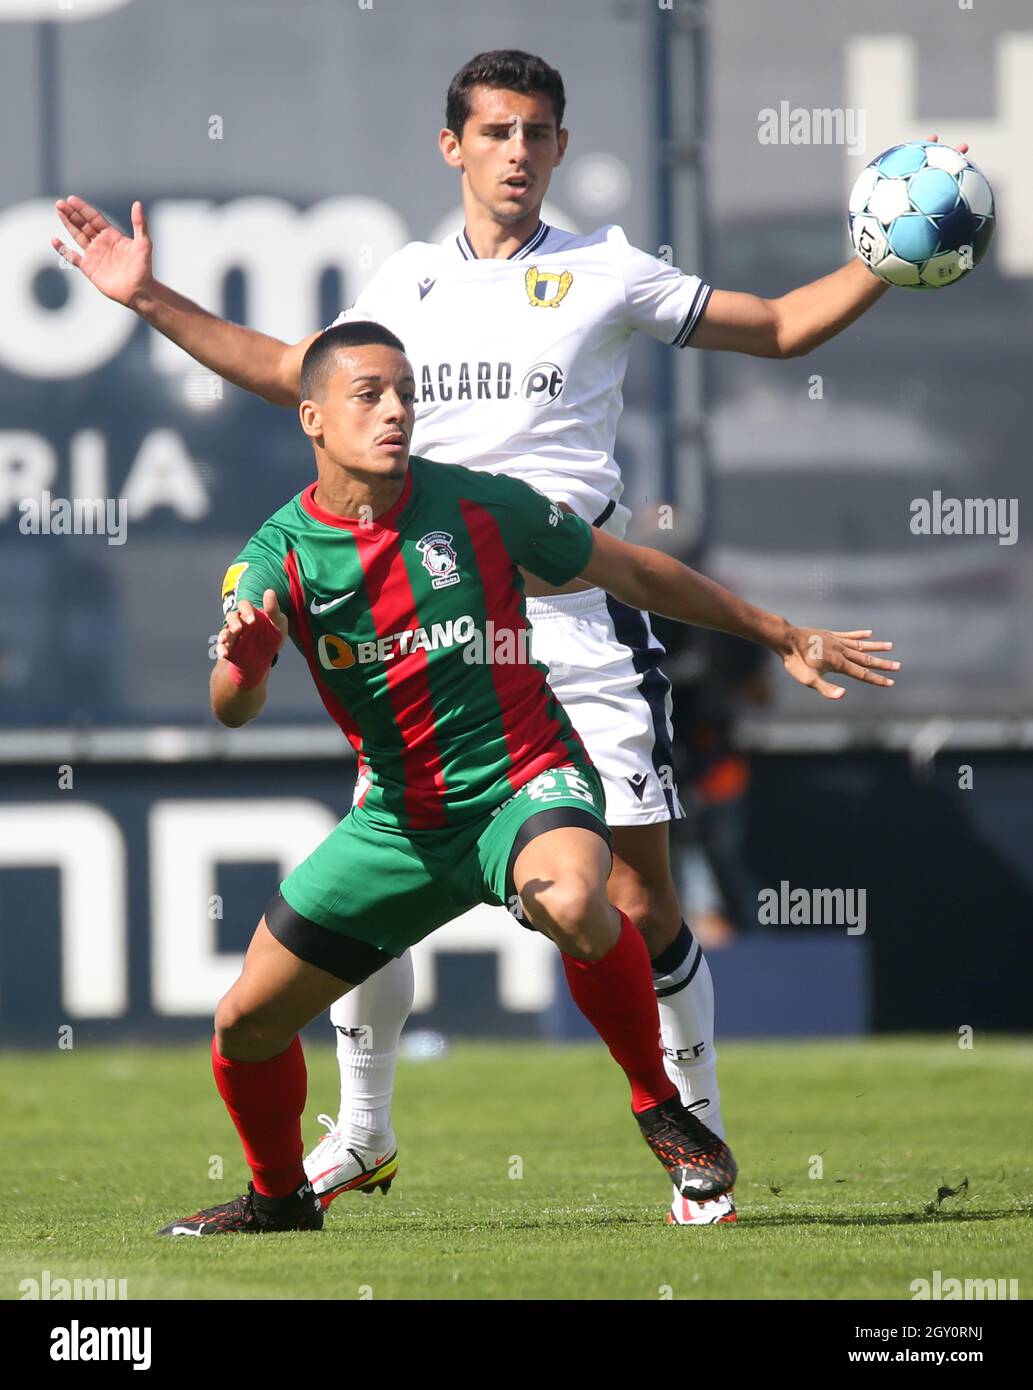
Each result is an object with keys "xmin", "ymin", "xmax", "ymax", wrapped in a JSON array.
[{"xmin": 266, "ymin": 761, "xmax": 610, "ymax": 982}]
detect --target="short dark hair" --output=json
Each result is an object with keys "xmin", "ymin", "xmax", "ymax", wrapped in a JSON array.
[
  {"xmin": 300, "ymin": 321, "xmax": 407, "ymax": 402},
  {"xmin": 445, "ymin": 49, "xmax": 565, "ymax": 139}
]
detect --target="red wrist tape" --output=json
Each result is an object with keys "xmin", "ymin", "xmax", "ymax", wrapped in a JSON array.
[{"xmin": 225, "ymin": 610, "xmax": 282, "ymax": 690}]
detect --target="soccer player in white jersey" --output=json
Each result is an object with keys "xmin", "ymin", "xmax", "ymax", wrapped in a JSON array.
[{"xmin": 53, "ymin": 49, "xmax": 944, "ymax": 1225}]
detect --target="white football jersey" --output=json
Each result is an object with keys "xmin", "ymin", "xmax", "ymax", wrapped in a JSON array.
[{"xmin": 332, "ymin": 222, "xmax": 711, "ymax": 538}]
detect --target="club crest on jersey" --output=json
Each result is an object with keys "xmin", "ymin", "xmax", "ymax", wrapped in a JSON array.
[
  {"xmin": 524, "ymin": 266, "xmax": 573, "ymax": 308},
  {"xmin": 417, "ymin": 531, "xmax": 461, "ymax": 589}
]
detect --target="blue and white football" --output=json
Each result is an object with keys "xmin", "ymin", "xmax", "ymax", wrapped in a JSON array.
[{"xmin": 848, "ymin": 142, "xmax": 995, "ymax": 288}]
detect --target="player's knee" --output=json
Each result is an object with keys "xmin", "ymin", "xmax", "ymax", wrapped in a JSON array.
[
  {"xmin": 214, "ymin": 994, "xmax": 287, "ymax": 1061},
  {"xmin": 526, "ymin": 878, "xmax": 613, "ymax": 959},
  {"xmin": 531, "ymin": 876, "xmax": 595, "ymax": 930}
]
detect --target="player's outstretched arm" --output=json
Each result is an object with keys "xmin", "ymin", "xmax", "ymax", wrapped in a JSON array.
[
  {"xmin": 690, "ymin": 134, "xmax": 970, "ymax": 359},
  {"xmin": 52, "ymin": 197, "xmax": 315, "ymax": 406},
  {"xmin": 211, "ymin": 591, "xmax": 288, "ymax": 727},
  {"xmin": 691, "ymin": 258, "xmax": 887, "ymax": 359},
  {"xmin": 578, "ymin": 530, "xmax": 899, "ymax": 701}
]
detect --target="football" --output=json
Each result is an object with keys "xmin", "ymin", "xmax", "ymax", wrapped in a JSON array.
[{"xmin": 848, "ymin": 142, "xmax": 995, "ymax": 288}]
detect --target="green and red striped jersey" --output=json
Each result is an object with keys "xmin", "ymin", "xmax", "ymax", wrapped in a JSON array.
[{"xmin": 220, "ymin": 456, "xmax": 595, "ymax": 829}]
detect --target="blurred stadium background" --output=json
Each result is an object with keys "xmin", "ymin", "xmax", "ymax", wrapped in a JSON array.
[{"xmin": 1, "ymin": 0, "xmax": 1031, "ymax": 1050}]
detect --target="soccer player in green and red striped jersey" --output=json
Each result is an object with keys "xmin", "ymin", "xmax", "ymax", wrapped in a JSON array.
[
  {"xmin": 223, "ymin": 444, "xmax": 592, "ymax": 834},
  {"xmin": 158, "ymin": 322, "xmax": 897, "ymax": 1235}
]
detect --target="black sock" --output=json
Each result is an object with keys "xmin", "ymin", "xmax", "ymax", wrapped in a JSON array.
[{"xmin": 649, "ymin": 921, "xmax": 695, "ymax": 977}]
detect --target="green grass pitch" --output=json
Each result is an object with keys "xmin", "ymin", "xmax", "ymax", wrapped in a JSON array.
[{"xmin": 1, "ymin": 1037, "xmax": 1030, "ymax": 1300}]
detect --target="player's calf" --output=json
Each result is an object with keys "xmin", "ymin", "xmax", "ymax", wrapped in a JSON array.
[
  {"xmin": 607, "ymin": 823, "xmax": 685, "ymax": 958},
  {"xmin": 609, "ymin": 822, "xmax": 730, "ymax": 1206},
  {"xmin": 513, "ymin": 828, "xmax": 736, "ymax": 1203},
  {"xmin": 158, "ymin": 919, "xmax": 356, "ymax": 1236}
]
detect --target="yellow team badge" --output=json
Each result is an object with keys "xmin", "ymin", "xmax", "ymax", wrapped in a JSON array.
[
  {"xmin": 220, "ymin": 561, "xmax": 249, "ymax": 615},
  {"xmin": 524, "ymin": 266, "xmax": 573, "ymax": 308}
]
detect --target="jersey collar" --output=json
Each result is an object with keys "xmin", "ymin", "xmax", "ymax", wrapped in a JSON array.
[
  {"xmin": 300, "ymin": 467, "xmax": 415, "ymax": 533},
  {"xmin": 454, "ymin": 220, "xmax": 550, "ymax": 262}
]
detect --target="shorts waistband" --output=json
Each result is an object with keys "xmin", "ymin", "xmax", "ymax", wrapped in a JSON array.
[{"xmin": 525, "ymin": 586, "xmax": 610, "ymax": 621}]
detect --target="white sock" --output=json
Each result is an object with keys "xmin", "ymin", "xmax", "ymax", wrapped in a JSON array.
[
  {"xmin": 651, "ymin": 926, "xmax": 725, "ymax": 1139},
  {"xmin": 329, "ymin": 950, "xmax": 414, "ymax": 1153}
]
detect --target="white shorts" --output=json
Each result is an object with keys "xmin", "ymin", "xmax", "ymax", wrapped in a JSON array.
[{"xmin": 525, "ymin": 587, "xmax": 685, "ymax": 826}]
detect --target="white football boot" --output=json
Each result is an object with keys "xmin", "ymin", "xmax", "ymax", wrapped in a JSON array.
[
  {"xmin": 667, "ymin": 1188, "xmax": 738, "ymax": 1225},
  {"xmin": 303, "ymin": 1114, "xmax": 398, "ymax": 1210}
]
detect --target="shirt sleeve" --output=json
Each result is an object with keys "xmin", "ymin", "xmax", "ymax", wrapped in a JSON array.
[
  {"xmin": 326, "ymin": 249, "xmax": 408, "ymax": 332},
  {"xmin": 615, "ymin": 227, "xmax": 713, "ymax": 347},
  {"xmin": 218, "ymin": 533, "xmax": 291, "ymax": 624},
  {"xmin": 490, "ymin": 475, "xmax": 595, "ymax": 587}
]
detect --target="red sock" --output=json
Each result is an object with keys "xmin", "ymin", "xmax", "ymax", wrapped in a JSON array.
[
  {"xmin": 562, "ymin": 911, "xmax": 678, "ymax": 1114},
  {"xmin": 211, "ymin": 1035, "xmax": 308, "ymax": 1198}
]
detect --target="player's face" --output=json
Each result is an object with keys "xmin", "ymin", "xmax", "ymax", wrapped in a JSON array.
[
  {"xmin": 303, "ymin": 346, "xmax": 416, "ymax": 479},
  {"xmin": 443, "ymin": 86, "xmax": 567, "ymax": 225}
]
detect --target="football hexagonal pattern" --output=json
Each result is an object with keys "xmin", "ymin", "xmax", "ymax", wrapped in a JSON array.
[{"xmin": 848, "ymin": 142, "xmax": 995, "ymax": 289}]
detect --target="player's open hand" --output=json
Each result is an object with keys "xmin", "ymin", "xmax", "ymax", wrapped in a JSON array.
[
  {"xmin": 781, "ymin": 627, "xmax": 899, "ymax": 701},
  {"xmin": 217, "ymin": 590, "xmax": 288, "ymax": 664},
  {"xmin": 51, "ymin": 197, "xmax": 154, "ymax": 308}
]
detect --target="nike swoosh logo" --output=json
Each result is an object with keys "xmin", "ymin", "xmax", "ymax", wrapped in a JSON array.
[{"xmin": 310, "ymin": 590, "xmax": 356, "ymax": 615}]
